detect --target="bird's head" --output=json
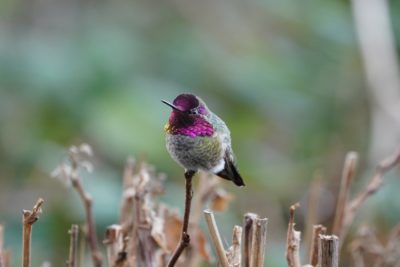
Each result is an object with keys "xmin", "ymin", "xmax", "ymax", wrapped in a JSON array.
[
  {"xmin": 162, "ymin": 93, "xmax": 208, "ymax": 117},
  {"xmin": 162, "ymin": 94, "xmax": 213, "ymax": 135}
]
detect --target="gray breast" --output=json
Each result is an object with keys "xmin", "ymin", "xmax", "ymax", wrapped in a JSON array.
[{"xmin": 166, "ymin": 133, "xmax": 223, "ymax": 172}]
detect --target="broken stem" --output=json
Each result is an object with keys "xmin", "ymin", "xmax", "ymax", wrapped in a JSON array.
[
  {"xmin": 243, "ymin": 213, "xmax": 268, "ymax": 267},
  {"xmin": 203, "ymin": 209, "xmax": 229, "ymax": 267},
  {"xmin": 227, "ymin": 225, "xmax": 242, "ymax": 267},
  {"xmin": 309, "ymin": 225, "xmax": 326, "ymax": 266},
  {"xmin": 243, "ymin": 213, "xmax": 256, "ymax": 267},
  {"xmin": 250, "ymin": 216, "xmax": 268, "ymax": 267},
  {"xmin": 66, "ymin": 224, "xmax": 79, "ymax": 267},
  {"xmin": 285, "ymin": 203, "xmax": 301, "ymax": 267},
  {"xmin": 71, "ymin": 174, "xmax": 102, "ymax": 267},
  {"xmin": 318, "ymin": 235, "xmax": 339, "ymax": 267},
  {"xmin": 22, "ymin": 198, "xmax": 44, "ymax": 267}
]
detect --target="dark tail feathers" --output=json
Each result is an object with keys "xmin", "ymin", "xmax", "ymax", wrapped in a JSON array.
[{"xmin": 216, "ymin": 158, "xmax": 245, "ymax": 187}]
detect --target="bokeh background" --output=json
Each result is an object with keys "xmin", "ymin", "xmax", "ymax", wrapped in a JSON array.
[{"xmin": 1, "ymin": 0, "xmax": 400, "ymax": 266}]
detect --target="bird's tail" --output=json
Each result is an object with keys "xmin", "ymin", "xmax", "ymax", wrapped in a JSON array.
[{"xmin": 216, "ymin": 158, "xmax": 245, "ymax": 187}]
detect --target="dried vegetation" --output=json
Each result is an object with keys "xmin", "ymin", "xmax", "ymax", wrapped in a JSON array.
[{"xmin": 0, "ymin": 144, "xmax": 399, "ymax": 267}]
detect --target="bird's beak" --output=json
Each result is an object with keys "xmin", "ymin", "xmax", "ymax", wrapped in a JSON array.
[{"xmin": 161, "ymin": 100, "xmax": 182, "ymax": 112}]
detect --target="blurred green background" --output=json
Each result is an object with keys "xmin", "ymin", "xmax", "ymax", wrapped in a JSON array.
[{"xmin": 1, "ymin": 0, "xmax": 400, "ymax": 266}]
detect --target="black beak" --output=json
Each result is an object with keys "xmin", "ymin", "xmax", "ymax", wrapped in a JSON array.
[{"xmin": 161, "ymin": 100, "xmax": 182, "ymax": 112}]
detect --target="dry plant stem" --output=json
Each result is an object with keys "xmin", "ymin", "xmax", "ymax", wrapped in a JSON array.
[
  {"xmin": 285, "ymin": 203, "xmax": 301, "ymax": 267},
  {"xmin": 71, "ymin": 174, "xmax": 102, "ymax": 267},
  {"xmin": 243, "ymin": 213, "xmax": 268, "ymax": 267},
  {"xmin": 318, "ymin": 235, "xmax": 339, "ymax": 267},
  {"xmin": 22, "ymin": 198, "xmax": 44, "ymax": 267},
  {"xmin": 250, "ymin": 217, "xmax": 268, "ymax": 267},
  {"xmin": 166, "ymin": 170, "xmax": 195, "ymax": 267},
  {"xmin": 343, "ymin": 148, "xmax": 400, "ymax": 240},
  {"xmin": 113, "ymin": 236, "xmax": 129, "ymax": 267},
  {"xmin": 227, "ymin": 226, "xmax": 242, "ymax": 267},
  {"xmin": 103, "ymin": 225, "xmax": 124, "ymax": 267},
  {"xmin": 332, "ymin": 152, "xmax": 358, "ymax": 238},
  {"xmin": 243, "ymin": 213, "xmax": 257, "ymax": 267},
  {"xmin": 67, "ymin": 225, "xmax": 79, "ymax": 267},
  {"xmin": 309, "ymin": 225, "xmax": 326, "ymax": 266},
  {"xmin": 203, "ymin": 210, "xmax": 229, "ymax": 267}
]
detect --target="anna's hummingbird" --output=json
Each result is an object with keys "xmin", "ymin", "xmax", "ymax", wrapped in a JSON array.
[{"xmin": 162, "ymin": 93, "xmax": 245, "ymax": 186}]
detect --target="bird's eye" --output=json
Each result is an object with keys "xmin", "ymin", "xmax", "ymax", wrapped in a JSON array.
[{"xmin": 189, "ymin": 109, "xmax": 198, "ymax": 115}]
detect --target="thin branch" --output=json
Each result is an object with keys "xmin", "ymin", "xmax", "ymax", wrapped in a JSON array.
[
  {"xmin": 166, "ymin": 170, "xmax": 195, "ymax": 267},
  {"xmin": 66, "ymin": 224, "xmax": 79, "ymax": 267},
  {"xmin": 332, "ymin": 152, "xmax": 358, "ymax": 238},
  {"xmin": 226, "ymin": 225, "xmax": 242, "ymax": 267},
  {"xmin": 22, "ymin": 198, "xmax": 44, "ymax": 267},
  {"xmin": 342, "ymin": 148, "xmax": 400, "ymax": 240},
  {"xmin": 203, "ymin": 209, "xmax": 229, "ymax": 267},
  {"xmin": 308, "ymin": 225, "xmax": 326, "ymax": 266},
  {"xmin": 285, "ymin": 203, "xmax": 301, "ymax": 267},
  {"xmin": 56, "ymin": 146, "xmax": 103, "ymax": 267},
  {"xmin": 318, "ymin": 235, "xmax": 339, "ymax": 267},
  {"xmin": 179, "ymin": 173, "xmax": 221, "ymax": 266},
  {"xmin": 70, "ymin": 173, "xmax": 103, "ymax": 267}
]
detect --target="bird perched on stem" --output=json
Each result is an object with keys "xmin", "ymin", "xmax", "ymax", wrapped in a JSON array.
[{"xmin": 162, "ymin": 93, "xmax": 245, "ymax": 186}]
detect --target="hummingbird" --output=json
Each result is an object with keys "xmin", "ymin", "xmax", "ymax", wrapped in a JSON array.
[{"xmin": 162, "ymin": 93, "xmax": 245, "ymax": 186}]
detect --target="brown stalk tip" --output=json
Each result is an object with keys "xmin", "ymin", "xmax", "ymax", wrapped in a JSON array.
[
  {"xmin": 23, "ymin": 198, "xmax": 45, "ymax": 224},
  {"xmin": 289, "ymin": 203, "xmax": 300, "ymax": 223}
]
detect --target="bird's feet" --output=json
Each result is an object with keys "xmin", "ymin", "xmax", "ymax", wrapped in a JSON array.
[{"xmin": 184, "ymin": 170, "xmax": 196, "ymax": 179}]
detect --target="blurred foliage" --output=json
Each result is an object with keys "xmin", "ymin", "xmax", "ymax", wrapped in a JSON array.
[{"xmin": 0, "ymin": 0, "xmax": 399, "ymax": 266}]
